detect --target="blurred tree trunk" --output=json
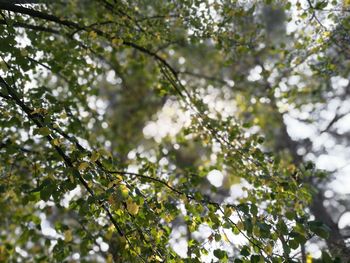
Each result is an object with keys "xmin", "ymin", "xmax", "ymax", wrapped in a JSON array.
[{"xmin": 268, "ymin": 85, "xmax": 350, "ymax": 260}]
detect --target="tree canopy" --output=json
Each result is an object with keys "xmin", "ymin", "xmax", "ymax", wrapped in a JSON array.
[{"xmin": 0, "ymin": 0, "xmax": 350, "ymax": 262}]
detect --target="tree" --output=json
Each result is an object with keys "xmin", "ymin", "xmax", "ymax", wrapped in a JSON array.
[{"xmin": 0, "ymin": 0, "xmax": 349, "ymax": 262}]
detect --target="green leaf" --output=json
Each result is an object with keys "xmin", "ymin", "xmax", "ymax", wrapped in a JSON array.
[
  {"xmin": 40, "ymin": 185, "xmax": 54, "ymax": 201},
  {"xmin": 289, "ymin": 239, "xmax": 299, "ymax": 250},
  {"xmin": 241, "ymin": 245, "xmax": 250, "ymax": 257},
  {"xmin": 308, "ymin": 221, "xmax": 330, "ymax": 239},
  {"xmin": 321, "ymin": 251, "xmax": 332, "ymax": 263},
  {"xmin": 35, "ymin": 127, "xmax": 51, "ymax": 136},
  {"xmin": 250, "ymin": 255, "xmax": 262, "ymax": 263},
  {"xmin": 213, "ymin": 249, "xmax": 226, "ymax": 259},
  {"xmin": 315, "ymin": 1, "xmax": 328, "ymax": 9}
]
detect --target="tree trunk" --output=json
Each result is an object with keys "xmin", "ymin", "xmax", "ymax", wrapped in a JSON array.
[{"xmin": 269, "ymin": 94, "xmax": 350, "ymax": 260}]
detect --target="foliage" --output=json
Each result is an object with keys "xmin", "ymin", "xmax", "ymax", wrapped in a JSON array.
[{"xmin": 0, "ymin": 0, "xmax": 349, "ymax": 262}]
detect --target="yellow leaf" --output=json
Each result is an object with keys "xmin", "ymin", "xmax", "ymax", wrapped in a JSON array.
[
  {"xmin": 89, "ymin": 30, "xmax": 98, "ymax": 39},
  {"xmin": 237, "ymin": 221, "xmax": 244, "ymax": 230},
  {"xmin": 51, "ymin": 138, "xmax": 61, "ymax": 146},
  {"xmin": 108, "ymin": 177, "xmax": 122, "ymax": 189},
  {"xmin": 108, "ymin": 194, "xmax": 121, "ymax": 209},
  {"xmin": 90, "ymin": 151, "xmax": 100, "ymax": 162},
  {"xmin": 306, "ymin": 254, "xmax": 313, "ymax": 263},
  {"xmin": 64, "ymin": 230, "xmax": 73, "ymax": 242},
  {"xmin": 224, "ymin": 206, "xmax": 233, "ymax": 217},
  {"xmin": 222, "ymin": 232, "xmax": 229, "ymax": 242},
  {"xmin": 108, "ymin": 180, "xmax": 117, "ymax": 188},
  {"xmin": 119, "ymin": 184, "xmax": 129, "ymax": 198},
  {"xmin": 106, "ymin": 254, "xmax": 113, "ymax": 263},
  {"xmin": 322, "ymin": 31, "xmax": 331, "ymax": 39},
  {"xmin": 98, "ymin": 148, "xmax": 112, "ymax": 158},
  {"xmin": 20, "ymin": 48, "xmax": 28, "ymax": 56},
  {"xmin": 126, "ymin": 199, "xmax": 139, "ymax": 215},
  {"xmin": 112, "ymin": 38, "xmax": 123, "ymax": 46},
  {"xmin": 287, "ymin": 164, "xmax": 296, "ymax": 173},
  {"xmin": 60, "ymin": 112, "xmax": 67, "ymax": 119},
  {"xmin": 69, "ymin": 174, "xmax": 75, "ymax": 183},
  {"xmin": 0, "ymin": 245, "xmax": 8, "ymax": 261},
  {"xmin": 265, "ymin": 244, "xmax": 273, "ymax": 255},
  {"xmin": 108, "ymin": 195, "xmax": 115, "ymax": 205},
  {"xmin": 30, "ymin": 108, "xmax": 41, "ymax": 115},
  {"xmin": 116, "ymin": 175, "xmax": 123, "ymax": 181},
  {"xmin": 36, "ymin": 127, "xmax": 51, "ymax": 136},
  {"xmin": 78, "ymin": 162, "xmax": 89, "ymax": 171},
  {"xmin": 119, "ymin": 235, "xmax": 126, "ymax": 244},
  {"xmin": 0, "ymin": 61, "xmax": 8, "ymax": 72},
  {"xmin": 164, "ymin": 213, "xmax": 174, "ymax": 223},
  {"xmin": 154, "ymin": 255, "xmax": 163, "ymax": 261},
  {"xmin": 106, "ymin": 13, "xmax": 114, "ymax": 20}
]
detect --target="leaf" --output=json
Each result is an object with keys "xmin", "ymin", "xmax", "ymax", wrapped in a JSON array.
[
  {"xmin": 277, "ymin": 220, "xmax": 289, "ymax": 235},
  {"xmin": 119, "ymin": 184, "xmax": 129, "ymax": 199},
  {"xmin": 108, "ymin": 194, "xmax": 121, "ymax": 209},
  {"xmin": 51, "ymin": 138, "xmax": 61, "ymax": 146},
  {"xmin": 289, "ymin": 239, "xmax": 299, "ymax": 250},
  {"xmin": 237, "ymin": 221, "xmax": 244, "ymax": 230},
  {"xmin": 308, "ymin": 221, "xmax": 330, "ymax": 239},
  {"xmin": 98, "ymin": 148, "xmax": 112, "ymax": 159},
  {"xmin": 64, "ymin": 230, "xmax": 73, "ymax": 242},
  {"xmin": 36, "ymin": 127, "xmax": 51, "ymax": 136},
  {"xmin": 306, "ymin": 254, "xmax": 313, "ymax": 263},
  {"xmin": 213, "ymin": 249, "xmax": 226, "ymax": 259},
  {"xmin": 89, "ymin": 31, "xmax": 98, "ymax": 39},
  {"xmin": 20, "ymin": 48, "xmax": 28, "ymax": 56},
  {"xmin": 250, "ymin": 204, "xmax": 258, "ymax": 216},
  {"xmin": 39, "ymin": 180, "xmax": 54, "ymax": 201},
  {"xmin": 285, "ymin": 211, "xmax": 295, "ymax": 220},
  {"xmin": 78, "ymin": 162, "xmax": 89, "ymax": 171},
  {"xmin": 250, "ymin": 255, "xmax": 262, "ymax": 263},
  {"xmin": 315, "ymin": 1, "xmax": 328, "ymax": 9},
  {"xmin": 126, "ymin": 199, "xmax": 139, "ymax": 215},
  {"xmin": 265, "ymin": 244, "xmax": 273, "ymax": 255},
  {"xmin": 223, "ymin": 206, "xmax": 233, "ymax": 217},
  {"xmin": 90, "ymin": 151, "xmax": 100, "ymax": 162},
  {"xmin": 112, "ymin": 38, "xmax": 123, "ymax": 46},
  {"xmin": 321, "ymin": 251, "xmax": 332, "ymax": 263},
  {"xmin": 286, "ymin": 2, "xmax": 292, "ymax": 10},
  {"xmin": 222, "ymin": 232, "xmax": 229, "ymax": 242},
  {"xmin": 240, "ymin": 245, "xmax": 250, "ymax": 257}
]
